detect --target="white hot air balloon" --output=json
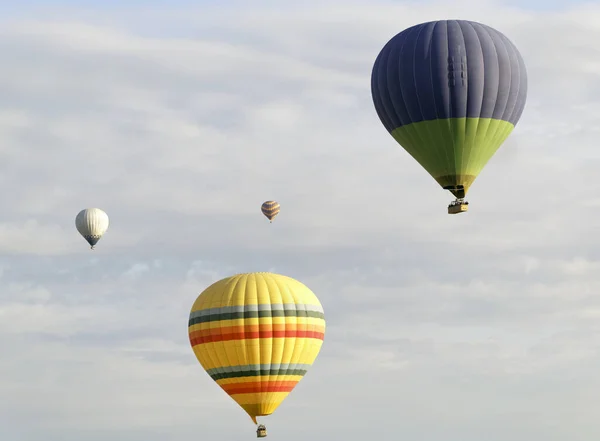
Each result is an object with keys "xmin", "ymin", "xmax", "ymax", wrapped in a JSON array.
[{"xmin": 75, "ymin": 208, "xmax": 109, "ymax": 250}]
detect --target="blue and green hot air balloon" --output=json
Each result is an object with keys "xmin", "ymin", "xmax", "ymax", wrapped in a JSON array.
[{"xmin": 371, "ymin": 20, "xmax": 527, "ymax": 214}]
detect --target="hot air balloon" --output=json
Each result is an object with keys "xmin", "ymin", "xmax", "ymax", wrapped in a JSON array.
[
  {"xmin": 75, "ymin": 208, "xmax": 109, "ymax": 250},
  {"xmin": 188, "ymin": 272, "xmax": 326, "ymax": 437},
  {"xmin": 371, "ymin": 20, "xmax": 528, "ymax": 214},
  {"xmin": 261, "ymin": 201, "xmax": 280, "ymax": 223}
]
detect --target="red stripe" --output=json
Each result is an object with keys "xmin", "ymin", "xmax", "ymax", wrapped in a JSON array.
[
  {"xmin": 222, "ymin": 381, "xmax": 298, "ymax": 395},
  {"xmin": 190, "ymin": 330, "xmax": 325, "ymax": 346}
]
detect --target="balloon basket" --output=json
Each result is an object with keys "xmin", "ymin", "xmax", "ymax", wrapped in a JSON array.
[
  {"xmin": 448, "ymin": 199, "xmax": 469, "ymax": 214},
  {"xmin": 257, "ymin": 425, "xmax": 267, "ymax": 438}
]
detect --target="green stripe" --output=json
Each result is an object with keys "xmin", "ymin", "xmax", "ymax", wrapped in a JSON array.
[
  {"xmin": 210, "ymin": 368, "xmax": 307, "ymax": 381},
  {"xmin": 189, "ymin": 310, "xmax": 325, "ymax": 326}
]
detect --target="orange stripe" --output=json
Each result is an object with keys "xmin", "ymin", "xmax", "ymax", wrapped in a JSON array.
[{"xmin": 222, "ymin": 381, "xmax": 298, "ymax": 395}]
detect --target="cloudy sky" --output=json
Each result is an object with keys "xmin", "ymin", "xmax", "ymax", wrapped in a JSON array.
[{"xmin": 1, "ymin": 0, "xmax": 600, "ymax": 440}]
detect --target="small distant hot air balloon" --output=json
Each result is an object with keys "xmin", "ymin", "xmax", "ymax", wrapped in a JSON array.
[
  {"xmin": 75, "ymin": 208, "xmax": 109, "ymax": 250},
  {"xmin": 188, "ymin": 272, "xmax": 326, "ymax": 437},
  {"xmin": 371, "ymin": 20, "xmax": 528, "ymax": 214},
  {"xmin": 261, "ymin": 201, "xmax": 280, "ymax": 223}
]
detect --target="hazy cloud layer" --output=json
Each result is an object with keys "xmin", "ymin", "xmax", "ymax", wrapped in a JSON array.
[{"xmin": 1, "ymin": 2, "xmax": 600, "ymax": 440}]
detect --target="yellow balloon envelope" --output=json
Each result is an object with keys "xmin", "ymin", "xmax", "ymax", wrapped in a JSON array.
[{"xmin": 188, "ymin": 272, "xmax": 326, "ymax": 427}]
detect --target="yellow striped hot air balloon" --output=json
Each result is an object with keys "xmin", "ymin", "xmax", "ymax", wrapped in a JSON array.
[
  {"xmin": 188, "ymin": 272, "xmax": 326, "ymax": 437},
  {"xmin": 261, "ymin": 201, "xmax": 280, "ymax": 223}
]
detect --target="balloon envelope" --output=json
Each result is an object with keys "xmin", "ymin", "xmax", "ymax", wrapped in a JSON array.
[
  {"xmin": 261, "ymin": 201, "xmax": 280, "ymax": 222},
  {"xmin": 188, "ymin": 272, "xmax": 326, "ymax": 424},
  {"xmin": 371, "ymin": 20, "xmax": 528, "ymax": 198},
  {"xmin": 75, "ymin": 208, "xmax": 109, "ymax": 248}
]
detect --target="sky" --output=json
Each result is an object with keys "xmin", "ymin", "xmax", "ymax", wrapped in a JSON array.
[{"xmin": 1, "ymin": 0, "xmax": 600, "ymax": 440}]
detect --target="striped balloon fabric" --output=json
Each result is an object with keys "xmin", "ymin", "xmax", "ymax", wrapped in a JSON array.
[
  {"xmin": 188, "ymin": 272, "xmax": 326, "ymax": 425},
  {"xmin": 261, "ymin": 200, "xmax": 280, "ymax": 222}
]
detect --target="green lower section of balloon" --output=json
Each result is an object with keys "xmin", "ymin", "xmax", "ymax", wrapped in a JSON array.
[{"xmin": 391, "ymin": 117, "xmax": 515, "ymax": 198}]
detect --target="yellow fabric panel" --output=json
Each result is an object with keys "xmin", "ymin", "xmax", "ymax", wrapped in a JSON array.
[
  {"xmin": 236, "ymin": 392, "xmax": 291, "ymax": 405},
  {"xmin": 190, "ymin": 273, "xmax": 323, "ymax": 310},
  {"xmin": 192, "ymin": 338, "xmax": 324, "ymax": 370},
  {"xmin": 192, "ymin": 337, "xmax": 324, "ymax": 370}
]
